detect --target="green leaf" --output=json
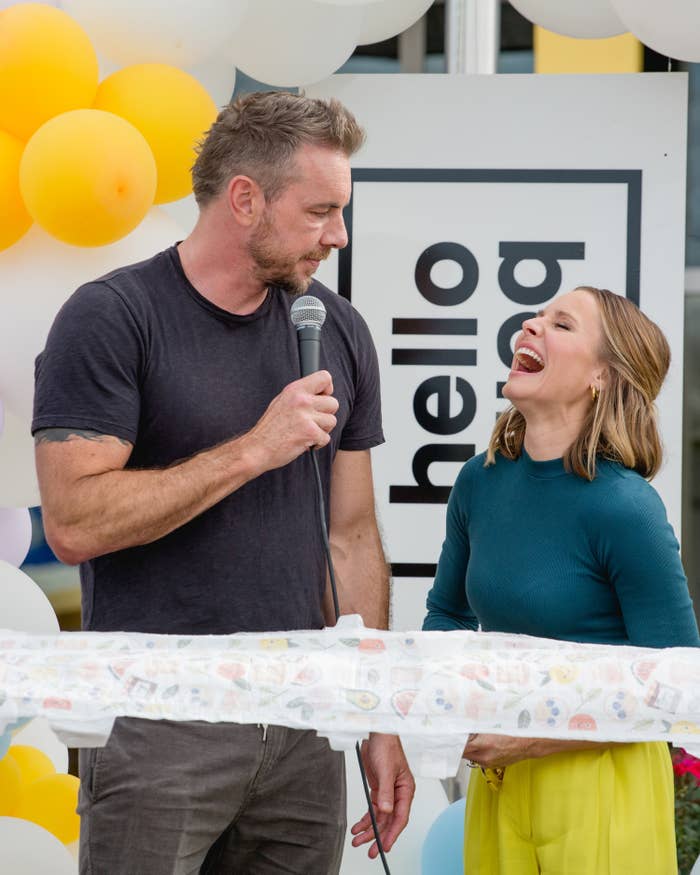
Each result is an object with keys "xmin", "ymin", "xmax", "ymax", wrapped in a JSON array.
[{"xmin": 476, "ymin": 678, "xmax": 496, "ymax": 691}]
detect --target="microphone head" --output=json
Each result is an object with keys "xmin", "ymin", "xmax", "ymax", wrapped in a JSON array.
[{"xmin": 290, "ymin": 295, "xmax": 326, "ymax": 330}]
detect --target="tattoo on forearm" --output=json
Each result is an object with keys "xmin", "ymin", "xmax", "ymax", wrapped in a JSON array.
[{"xmin": 34, "ymin": 428, "xmax": 131, "ymax": 447}]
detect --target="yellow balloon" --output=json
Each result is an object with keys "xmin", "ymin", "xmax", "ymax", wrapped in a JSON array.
[
  {"xmin": 7, "ymin": 744, "xmax": 56, "ymax": 786},
  {"xmin": 0, "ymin": 130, "xmax": 32, "ymax": 251},
  {"xmin": 20, "ymin": 109, "xmax": 157, "ymax": 247},
  {"xmin": 94, "ymin": 63, "xmax": 217, "ymax": 204},
  {"xmin": 0, "ymin": 3, "xmax": 99, "ymax": 142},
  {"xmin": 15, "ymin": 772, "xmax": 80, "ymax": 845},
  {"xmin": 0, "ymin": 753, "xmax": 22, "ymax": 816}
]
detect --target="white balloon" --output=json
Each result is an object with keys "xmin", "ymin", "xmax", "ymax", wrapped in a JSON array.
[
  {"xmin": 509, "ymin": 0, "xmax": 625, "ymax": 39},
  {"xmin": 0, "ymin": 507, "xmax": 32, "ymax": 567},
  {"xmin": 96, "ymin": 54, "xmax": 121, "ymax": 82},
  {"xmin": 0, "ymin": 209, "xmax": 186, "ymax": 425},
  {"xmin": 0, "ymin": 0, "xmax": 61, "ymax": 6},
  {"xmin": 230, "ymin": 0, "xmax": 364, "ymax": 86},
  {"xmin": 0, "ymin": 561, "xmax": 59, "ymax": 634},
  {"xmin": 62, "ymin": 0, "xmax": 250, "ymax": 68},
  {"xmin": 160, "ymin": 195, "xmax": 201, "ymax": 236},
  {"xmin": 11, "ymin": 717, "xmax": 69, "ymax": 774},
  {"xmin": 189, "ymin": 53, "xmax": 236, "ymax": 109},
  {"xmin": 99, "ymin": 44, "xmax": 236, "ymax": 109},
  {"xmin": 0, "ymin": 408, "xmax": 39, "ymax": 508},
  {"xmin": 358, "ymin": 0, "xmax": 434, "ymax": 46},
  {"xmin": 65, "ymin": 840, "xmax": 79, "ymax": 862},
  {"xmin": 0, "ymin": 818, "xmax": 77, "ymax": 875},
  {"xmin": 610, "ymin": 0, "xmax": 700, "ymax": 62}
]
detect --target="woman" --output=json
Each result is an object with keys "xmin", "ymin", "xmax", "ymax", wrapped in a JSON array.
[{"xmin": 423, "ymin": 286, "xmax": 700, "ymax": 874}]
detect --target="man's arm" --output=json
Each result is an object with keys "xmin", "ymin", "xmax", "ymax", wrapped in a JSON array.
[
  {"xmin": 35, "ymin": 371, "xmax": 338, "ymax": 565},
  {"xmin": 326, "ymin": 449, "xmax": 415, "ymax": 857},
  {"xmin": 325, "ymin": 448, "xmax": 389, "ymax": 628}
]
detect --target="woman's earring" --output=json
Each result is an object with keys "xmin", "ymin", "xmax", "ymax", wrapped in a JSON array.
[{"xmin": 591, "ymin": 384, "xmax": 599, "ymax": 403}]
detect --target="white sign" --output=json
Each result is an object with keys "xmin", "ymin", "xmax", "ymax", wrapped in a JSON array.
[{"xmin": 310, "ymin": 74, "xmax": 688, "ymax": 626}]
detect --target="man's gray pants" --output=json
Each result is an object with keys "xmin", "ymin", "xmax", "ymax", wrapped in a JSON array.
[{"xmin": 78, "ymin": 718, "xmax": 347, "ymax": 874}]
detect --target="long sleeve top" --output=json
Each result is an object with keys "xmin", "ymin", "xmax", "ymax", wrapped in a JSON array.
[{"xmin": 423, "ymin": 450, "xmax": 700, "ymax": 648}]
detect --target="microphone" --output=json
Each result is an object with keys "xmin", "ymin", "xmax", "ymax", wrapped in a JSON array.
[{"xmin": 290, "ymin": 295, "xmax": 327, "ymax": 377}]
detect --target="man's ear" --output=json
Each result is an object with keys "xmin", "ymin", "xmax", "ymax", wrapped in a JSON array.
[{"xmin": 227, "ymin": 175, "xmax": 264, "ymax": 227}]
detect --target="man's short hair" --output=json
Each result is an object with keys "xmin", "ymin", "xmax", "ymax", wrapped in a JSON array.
[{"xmin": 192, "ymin": 90, "xmax": 365, "ymax": 207}]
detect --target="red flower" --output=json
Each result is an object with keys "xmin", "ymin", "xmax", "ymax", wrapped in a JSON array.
[{"xmin": 671, "ymin": 748, "xmax": 700, "ymax": 784}]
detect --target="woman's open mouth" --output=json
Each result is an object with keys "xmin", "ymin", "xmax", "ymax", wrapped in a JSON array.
[{"xmin": 512, "ymin": 347, "xmax": 545, "ymax": 374}]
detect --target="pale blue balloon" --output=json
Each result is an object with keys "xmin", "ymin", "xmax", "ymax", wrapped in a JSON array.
[
  {"xmin": 421, "ymin": 796, "xmax": 467, "ymax": 875},
  {"xmin": 0, "ymin": 729, "xmax": 11, "ymax": 760},
  {"xmin": 0, "ymin": 717, "xmax": 30, "ymax": 759}
]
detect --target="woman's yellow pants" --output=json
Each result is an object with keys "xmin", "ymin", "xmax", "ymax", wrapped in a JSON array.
[{"xmin": 464, "ymin": 742, "xmax": 677, "ymax": 874}]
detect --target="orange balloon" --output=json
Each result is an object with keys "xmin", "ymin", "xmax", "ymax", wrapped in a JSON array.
[
  {"xmin": 0, "ymin": 4, "xmax": 99, "ymax": 141},
  {"xmin": 94, "ymin": 63, "xmax": 217, "ymax": 204},
  {"xmin": 20, "ymin": 109, "xmax": 157, "ymax": 247},
  {"xmin": 0, "ymin": 130, "xmax": 32, "ymax": 251},
  {"xmin": 0, "ymin": 753, "xmax": 22, "ymax": 816},
  {"xmin": 7, "ymin": 744, "xmax": 55, "ymax": 786},
  {"xmin": 15, "ymin": 773, "xmax": 80, "ymax": 845}
]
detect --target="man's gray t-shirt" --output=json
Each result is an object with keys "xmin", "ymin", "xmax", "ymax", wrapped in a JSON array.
[{"xmin": 32, "ymin": 246, "xmax": 384, "ymax": 635}]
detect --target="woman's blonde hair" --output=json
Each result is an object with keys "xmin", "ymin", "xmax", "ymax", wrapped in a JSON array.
[{"xmin": 485, "ymin": 286, "xmax": 671, "ymax": 480}]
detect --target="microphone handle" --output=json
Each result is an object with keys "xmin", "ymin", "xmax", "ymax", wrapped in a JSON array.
[{"xmin": 296, "ymin": 324, "xmax": 321, "ymax": 377}]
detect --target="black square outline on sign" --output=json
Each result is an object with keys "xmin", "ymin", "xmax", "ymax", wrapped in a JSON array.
[
  {"xmin": 338, "ymin": 168, "xmax": 641, "ymax": 305},
  {"xmin": 336, "ymin": 168, "xmax": 642, "ymax": 579}
]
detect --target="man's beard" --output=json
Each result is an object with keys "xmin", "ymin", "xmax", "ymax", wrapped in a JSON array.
[{"xmin": 249, "ymin": 214, "xmax": 330, "ymax": 296}]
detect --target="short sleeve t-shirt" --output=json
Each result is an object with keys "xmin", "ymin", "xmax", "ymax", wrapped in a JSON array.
[{"xmin": 33, "ymin": 246, "xmax": 384, "ymax": 634}]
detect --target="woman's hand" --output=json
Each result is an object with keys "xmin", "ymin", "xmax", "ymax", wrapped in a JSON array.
[
  {"xmin": 463, "ymin": 734, "xmax": 622, "ymax": 769},
  {"xmin": 462, "ymin": 733, "xmax": 539, "ymax": 769}
]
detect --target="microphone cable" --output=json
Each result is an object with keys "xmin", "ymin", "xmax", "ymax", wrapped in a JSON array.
[{"xmin": 309, "ymin": 447, "xmax": 392, "ymax": 875}]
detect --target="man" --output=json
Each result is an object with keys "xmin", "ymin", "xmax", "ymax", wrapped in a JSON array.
[{"xmin": 33, "ymin": 91, "xmax": 414, "ymax": 874}]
